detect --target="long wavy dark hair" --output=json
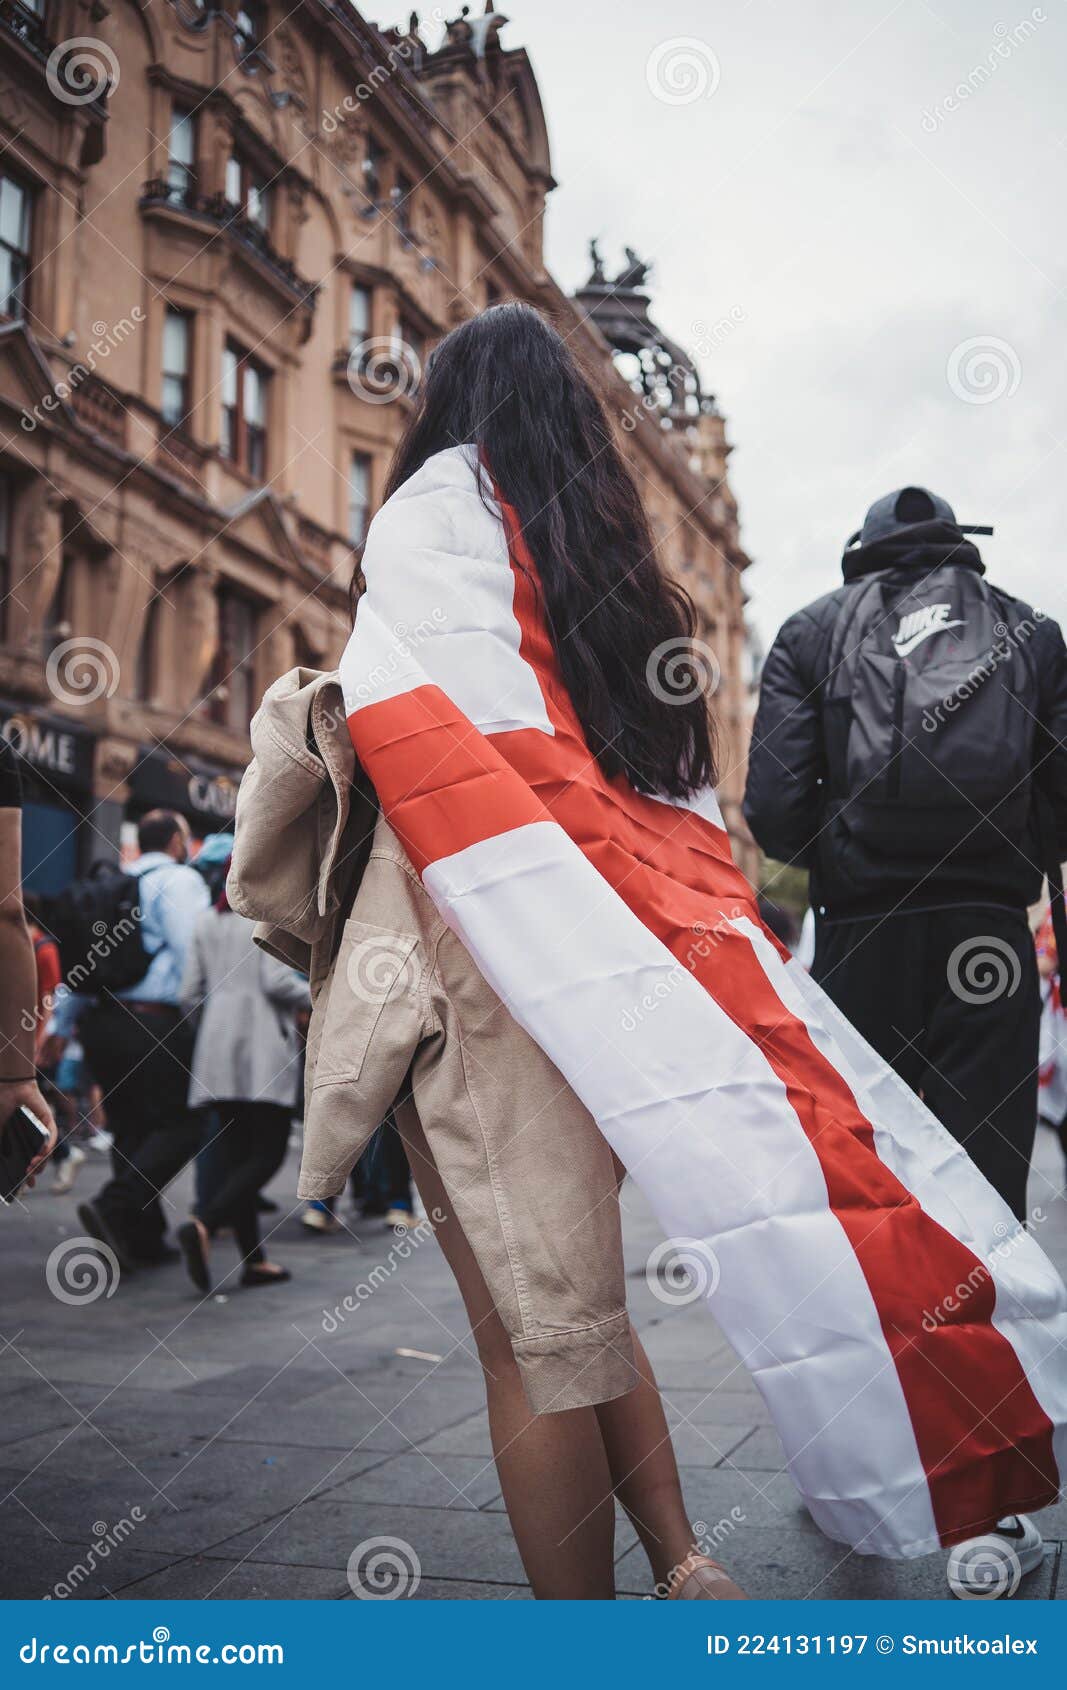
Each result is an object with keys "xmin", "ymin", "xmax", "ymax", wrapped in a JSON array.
[{"xmin": 372, "ymin": 301, "xmax": 715, "ymax": 798}]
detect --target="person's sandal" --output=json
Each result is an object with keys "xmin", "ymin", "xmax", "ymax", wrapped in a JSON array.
[
  {"xmin": 668, "ymin": 1553, "xmax": 748, "ymax": 1600},
  {"xmin": 240, "ymin": 1264, "xmax": 292, "ymax": 1289}
]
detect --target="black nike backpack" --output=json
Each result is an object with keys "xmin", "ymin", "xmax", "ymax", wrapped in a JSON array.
[{"xmin": 823, "ymin": 563, "xmax": 1039, "ymax": 861}]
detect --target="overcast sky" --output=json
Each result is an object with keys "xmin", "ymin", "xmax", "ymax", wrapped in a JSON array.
[{"xmin": 416, "ymin": 0, "xmax": 1066, "ymax": 647}]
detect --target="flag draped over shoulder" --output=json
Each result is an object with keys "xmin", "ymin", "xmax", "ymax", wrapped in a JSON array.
[{"xmin": 340, "ymin": 443, "xmax": 1067, "ymax": 1559}]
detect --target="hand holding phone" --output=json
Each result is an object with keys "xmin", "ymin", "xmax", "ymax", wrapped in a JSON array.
[{"xmin": 0, "ymin": 1093, "xmax": 56, "ymax": 1204}]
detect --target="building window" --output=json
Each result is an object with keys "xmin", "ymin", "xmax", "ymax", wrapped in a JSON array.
[
  {"xmin": 161, "ymin": 308, "xmax": 192, "ymax": 427},
  {"xmin": 363, "ymin": 134, "xmax": 383, "ymax": 204},
  {"xmin": 44, "ymin": 556, "xmax": 75, "ymax": 658},
  {"xmin": 221, "ymin": 341, "xmax": 269, "ymax": 478},
  {"xmin": 0, "ymin": 476, "xmax": 10, "ymax": 644},
  {"xmin": 349, "ymin": 453, "xmax": 371, "ymax": 547},
  {"xmin": 224, "ymin": 153, "xmax": 270, "ymax": 231},
  {"xmin": 0, "ymin": 173, "xmax": 31, "ymax": 320},
  {"xmin": 210, "ymin": 586, "xmax": 258, "ymax": 733},
  {"xmin": 392, "ymin": 170, "xmax": 414, "ymax": 237},
  {"xmin": 235, "ymin": 2, "xmax": 265, "ymax": 54},
  {"xmin": 136, "ymin": 594, "xmax": 161, "ymax": 703},
  {"xmin": 167, "ymin": 108, "xmax": 197, "ymax": 203},
  {"xmin": 349, "ymin": 283, "xmax": 371, "ymax": 348},
  {"xmin": 4, "ymin": 0, "xmax": 48, "ymax": 52},
  {"xmin": 398, "ymin": 317, "xmax": 424, "ymax": 380}
]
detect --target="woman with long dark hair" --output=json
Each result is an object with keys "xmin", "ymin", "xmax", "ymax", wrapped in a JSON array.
[{"xmin": 343, "ymin": 303, "xmax": 744, "ymax": 1598}]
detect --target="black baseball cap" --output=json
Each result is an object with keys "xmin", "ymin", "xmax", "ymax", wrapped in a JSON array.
[{"xmin": 845, "ymin": 486, "xmax": 993, "ymax": 549}]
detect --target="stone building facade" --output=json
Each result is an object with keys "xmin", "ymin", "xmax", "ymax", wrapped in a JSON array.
[{"xmin": 0, "ymin": 0, "xmax": 753, "ymax": 891}]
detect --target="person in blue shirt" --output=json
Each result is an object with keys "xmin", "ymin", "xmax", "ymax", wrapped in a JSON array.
[{"xmin": 53, "ymin": 810, "xmax": 210, "ymax": 1269}]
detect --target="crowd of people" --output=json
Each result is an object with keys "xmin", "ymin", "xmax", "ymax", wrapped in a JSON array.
[{"xmin": 0, "ymin": 792, "xmax": 416, "ymax": 1295}]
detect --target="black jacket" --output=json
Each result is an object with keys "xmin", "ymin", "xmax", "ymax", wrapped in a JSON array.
[{"xmin": 743, "ymin": 525, "xmax": 1067, "ymax": 921}]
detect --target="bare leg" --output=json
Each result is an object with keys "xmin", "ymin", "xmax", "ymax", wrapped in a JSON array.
[
  {"xmin": 397, "ymin": 1113, "xmax": 744, "ymax": 1599},
  {"xmin": 397, "ymin": 1106, "xmax": 617, "ymax": 1599},
  {"xmin": 594, "ymin": 1328, "xmax": 696, "ymax": 1584},
  {"xmin": 595, "ymin": 1159, "xmax": 746, "ymax": 1598}
]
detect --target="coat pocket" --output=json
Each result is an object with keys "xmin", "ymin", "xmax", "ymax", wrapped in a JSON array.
[{"xmin": 310, "ymin": 919, "xmax": 420, "ymax": 1087}]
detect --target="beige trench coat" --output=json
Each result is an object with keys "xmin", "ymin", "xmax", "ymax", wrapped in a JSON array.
[{"xmin": 228, "ymin": 668, "xmax": 637, "ymax": 1414}]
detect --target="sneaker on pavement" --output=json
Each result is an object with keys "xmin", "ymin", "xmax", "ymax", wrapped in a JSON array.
[
  {"xmin": 385, "ymin": 1203, "xmax": 417, "ymax": 1229},
  {"xmin": 301, "ymin": 1204, "xmax": 341, "ymax": 1235},
  {"xmin": 51, "ymin": 1146, "xmax": 86, "ymax": 1195},
  {"xmin": 946, "ymin": 1515, "xmax": 1043, "ymax": 1599}
]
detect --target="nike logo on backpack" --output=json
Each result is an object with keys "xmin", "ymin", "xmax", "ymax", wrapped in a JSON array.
[{"xmin": 892, "ymin": 602, "xmax": 965, "ymax": 656}]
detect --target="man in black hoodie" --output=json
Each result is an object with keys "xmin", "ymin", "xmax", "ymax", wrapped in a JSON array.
[{"xmin": 744, "ymin": 486, "xmax": 1067, "ymax": 1221}]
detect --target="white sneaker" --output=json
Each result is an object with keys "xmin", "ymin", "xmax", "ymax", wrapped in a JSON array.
[
  {"xmin": 301, "ymin": 1205, "xmax": 341, "ymax": 1235},
  {"xmin": 946, "ymin": 1514, "xmax": 1044, "ymax": 1599},
  {"xmin": 51, "ymin": 1146, "xmax": 86, "ymax": 1194}
]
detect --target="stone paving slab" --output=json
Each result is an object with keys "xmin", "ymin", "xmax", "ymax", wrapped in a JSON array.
[
  {"xmin": 216, "ymin": 1497, "xmax": 533, "ymax": 1585},
  {"xmin": 0, "ymin": 1441, "xmax": 388, "ymax": 1559},
  {"xmin": 327, "ymin": 1450, "xmax": 502, "ymax": 1511},
  {"xmin": 1, "ymin": 1128, "xmax": 1065, "ymax": 1600},
  {"xmin": 114, "ymin": 1557, "xmax": 351, "ymax": 1601},
  {"xmin": 1, "ymin": 1541, "xmax": 180, "ymax": 1602}
]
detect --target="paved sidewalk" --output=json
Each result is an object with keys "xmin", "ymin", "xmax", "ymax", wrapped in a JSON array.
[{"xmin": 1, "ymin": 1126, "xmax": 1065, "ymax": 1601}]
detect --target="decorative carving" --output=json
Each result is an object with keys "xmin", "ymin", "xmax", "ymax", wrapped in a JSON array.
[
  {"xmin": 95, "ymin": 736, "xmax": 140, "ymax": 786},
  {"xmin": 275, "ymin": 26, "xmax": 310, "ymax": 112},
  {"xmin": 616, "ymin": 247, "xmax": 652, "ymax": 290}
]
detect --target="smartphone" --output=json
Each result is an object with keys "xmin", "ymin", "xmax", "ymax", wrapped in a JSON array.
[{"xmin": 0, "ymin": 1105, "xmax": 50, "ymax": 1205}]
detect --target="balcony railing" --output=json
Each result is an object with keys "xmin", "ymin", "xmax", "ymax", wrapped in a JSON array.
[
  {"xmin": 139, "ymin": 178, "xmax": 319, "ymax": 310},
  {"xmin": 69, "ymin": 374, "xmax": 127, "ymax": 451},
  {"xmin": 296, "ymin": 514, "xmax": 334, "ymax": 573},
  {"xmin": 0, "ymin": 0, "xmax": 52, "ymax": 61},
  {"xmin": 155, "ymin": 426, "xmax": 208, "ymax": 490}
]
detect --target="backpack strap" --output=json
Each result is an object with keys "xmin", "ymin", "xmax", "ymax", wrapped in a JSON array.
[{"xmin": 1034, "ymin": 784, "xmax": 1067, "ymax": 974}]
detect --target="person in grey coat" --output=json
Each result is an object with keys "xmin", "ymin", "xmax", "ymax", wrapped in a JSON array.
[{"xmin": 176, "ymin": 861, "xmax": 310, "ymax": 1292}]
